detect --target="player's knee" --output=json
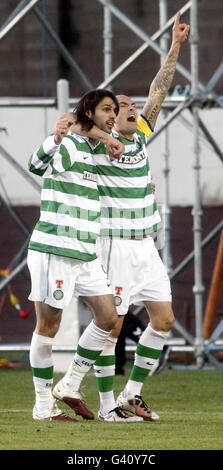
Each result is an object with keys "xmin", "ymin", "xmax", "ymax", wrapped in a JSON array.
[
  {"xmin": 162, "ymin": 311, "xmax": 175, "ymax": 331},
  {"xmin": 165, "ymin": 316, "xmax": 174, "ymax": 331},
  {"xmin": 48, "ymin": 319, "xmax": 61, "ymax": 337},
  {"xmin": 105, "ymin": 311, "xmax": 118, "ymax": 331},
  {"xmin": 110, "ymin": 319, "xmax": 123, "ymax": 339},
  {"xmin": 36, "ymin": 315, "xmax": 61, "ymax": 338},
  {"xmin": 153, "ymin": 311, "xmax": 174, "ymax": 332},
  {"xmin": 98, "ymin": 310, "xmax": 118, "ymax": 332},
  {"xmin": 35, "ymin": 302, "xmax": 62, "ymax": 337}
]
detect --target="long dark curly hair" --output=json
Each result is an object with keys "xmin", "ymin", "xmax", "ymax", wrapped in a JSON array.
[{"xmin": 74, "ymin": 89, "xmax": 119, "ymax": 131}]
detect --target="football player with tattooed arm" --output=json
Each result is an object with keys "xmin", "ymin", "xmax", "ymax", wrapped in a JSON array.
[
  {"xmin": 71, "ymin": 12, "xmax": 190, "ymax": 422},
  {"xmin": 30, "ymin": 12, "xmax": 189, "ymax": 423}
]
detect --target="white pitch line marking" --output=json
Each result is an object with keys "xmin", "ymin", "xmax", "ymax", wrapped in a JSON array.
[
  {"xmin": 0, "ymin": 409, "xmax": 223, "ymax": 415},
  {"xmin": 0, "ymin": 409, "xmax": 32, "ymax": 413}
]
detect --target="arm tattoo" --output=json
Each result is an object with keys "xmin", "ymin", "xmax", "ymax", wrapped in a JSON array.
[
  {"xmin": 144, "ymin": 45, "xmax": 180, "ymax": 127},
  {"xmin": 147, "ymin": 104, "xmax": 159, "ymax": 125},
  {"xmin": 153, "ymin": 50, "xmax": 179, "ymax": 96}
]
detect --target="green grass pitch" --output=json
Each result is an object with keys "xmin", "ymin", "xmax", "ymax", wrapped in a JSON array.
[{"xmin": 0, "ymin": 356, "xmax": 222, "ymax": 451}]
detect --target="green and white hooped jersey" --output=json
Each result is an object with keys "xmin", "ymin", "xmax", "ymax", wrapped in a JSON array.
[
  {"xmin": 28, "ymin": 133, "xmax": 101, "ymax": 261},
  {"xmin": 94, "ymin": 115, "xmax": 162, "ymax": 238}
]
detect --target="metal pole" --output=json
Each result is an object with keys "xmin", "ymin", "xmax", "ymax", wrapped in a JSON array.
[
  {"xmin": 195, "ymin": 115, "xmax": 223, "ymax": 163},
  {"xmin": 57, "ymin": 79, "xmax": 70, "ymax": 114},
  {"xmin": 159, "ymin": 0, "xmax": 172, "ymax": 274},
  {"xmin": 0, "ymin": 258, "xmax": 27, "ymax": 293},
  {"xmin": 42, "ymin": 0, "xmax": 48, "ymax": 139},
  {"xmin": 0, "ymin": 0, "xmax": 41, "ymax": 41},
  {"xmin": 97, "ymin": 0, "xmax": 198, "ymax": 88},
  {"xmin": 183, "ymin": 108, "xmax": 223, "ymax": 163},
  {"xmin": 169, "ymin": 219, "xmax": 223, "ymax": 280},
  {"xmin": 0, "ymin": 0, "xmax": 34, "ymax": 31},
  {"xmin": 173, "ymin": 319, "xmax": 195, "ymax": 345},
  {"xmin": 190, "ymin": 0, "xmax": 205, "ymax": 367},
  {"xmin": 33, "ymin": 6, "xmax": 93, "ymax": 91},
  {"xmin": 103, "ymin": 0, "xmax": 113, "ymax": 90},
  {"xmin": 147, "ymin": 96, "xmax": 194, "ymax": 144},
  {"xmin": 0, "ymin": 194, "xmax": 30, "ymax": 238},
  {"xmin": 0, "ymin": 145, "xmax": 41, "ymax": 193},
  {"xmin": 205, "ymin": 62, "xmax": 223, "ymax": 93}
]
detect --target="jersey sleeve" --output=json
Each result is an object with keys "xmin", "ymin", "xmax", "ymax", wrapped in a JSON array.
[
  {"xmin": 28, "ymin": 135, "xmax": 60, "ymax": 176},
  {"xmin": 137, "ymin": 114, "xmax": 153, "ymax": 138},
  {"xmin": 28, "ymin": 134, "xmax": 78, "ymax": 176}
]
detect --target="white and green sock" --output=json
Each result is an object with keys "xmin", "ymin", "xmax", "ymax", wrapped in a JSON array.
[
  {"xmin": 125, "ymin": 324, "xmax": 168, "ymax": 396},
  {"xmin": 94, "ymin": 336, "xmax": 117, "ymax": 415},
  {"xmin": 29, "ymin": 333, "xmax": 54, "ymax": 412},
  {"xmin": 61, "ymin": 320, "xmax": 111, "ymax": 391}
]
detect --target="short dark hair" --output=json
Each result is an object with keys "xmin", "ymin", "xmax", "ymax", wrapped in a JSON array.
[{"xmin": 73, "ymin": 89, "xmax": 119, "ymax": 131}]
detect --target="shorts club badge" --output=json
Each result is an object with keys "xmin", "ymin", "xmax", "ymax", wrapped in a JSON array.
[
  {"xmin": 114, "ymin": 286, "xmax": 123, "ymax": 306},
  {"xmin": 53, "ymin": 280, "xmax": 64, "ymax": 300}
]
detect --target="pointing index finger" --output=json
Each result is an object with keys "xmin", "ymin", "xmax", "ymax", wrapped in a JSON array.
[{"xmin": 175, "ymin": 11, "xmax": 181, "ymax": 26}]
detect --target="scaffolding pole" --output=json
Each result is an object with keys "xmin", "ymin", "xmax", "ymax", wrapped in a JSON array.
[
  {"xmin": 0, "ymin": 194, "xmax": 30, "ymax": 238},
  {"xmin": 0, "ymin": 0, "xmax": 41, "ymax": 41},
  {"xmin": 159, "ymin": 0, "xmax": 172, "ymax": 275},
  {"xmin": 97, "ymin": 0, "xmax": 200, "ymax": 89},
  {"xmin": 0, "ymin": 258, "xmax": 27, "ymax": 293},
  {"xmin": 57, "ymin": 79, "xmax": 69, "ymax": 114},
  {"xmin": 170, "ymin": 219, "xmax": 223, "ymax": 280},
  {"xmin": 103, "ymin": 0, "xmax": 113, "ymax": 90},
  {"xmin": 33, "ymin": 6, "xmax": 93, "ymax": 91},
  {"xmin": 190, "ymin": 0, "xmax": 205, "ymax": 367},
  {"xmin": 0, "ymin": 145, "xmax": 41, "ymax": 193}
]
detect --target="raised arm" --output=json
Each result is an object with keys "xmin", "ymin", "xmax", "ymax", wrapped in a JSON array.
[
  {"xmin": 142, "ymin": 12, "xmax": 190, "ymax": 130},
  {"xmin": 28, "ymin": 113, "xmax": 75, "ymax": 175}
]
